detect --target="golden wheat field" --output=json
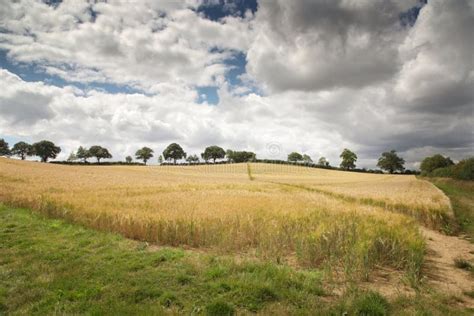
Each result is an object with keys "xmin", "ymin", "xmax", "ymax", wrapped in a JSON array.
[{"xmin": 0, "ymin": 158, "xmax": 453, "ymax": 281}]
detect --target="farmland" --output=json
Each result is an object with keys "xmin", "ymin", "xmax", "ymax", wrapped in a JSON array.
[{"xmin": 0, "ymin": 158, "xmax": 473, "ymax": 314}]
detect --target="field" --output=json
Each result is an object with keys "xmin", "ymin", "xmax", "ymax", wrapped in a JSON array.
[{"xmin": 0, "ymin": 158, "xmax": 472, "ymax": 314}]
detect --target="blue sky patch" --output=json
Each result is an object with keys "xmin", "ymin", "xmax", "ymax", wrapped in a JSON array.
[{"xmin": 197, "ymin": 0, "xmax": 258, "ymax": 21}]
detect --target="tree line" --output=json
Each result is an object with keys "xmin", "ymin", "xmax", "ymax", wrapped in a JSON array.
[{"xmin": 0, "ymin": 138, "xmax": 471, "ymax": 177}]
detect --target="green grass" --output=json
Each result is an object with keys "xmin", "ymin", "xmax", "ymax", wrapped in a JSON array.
[
  {"xmin": 0, "ymin": 205, "xmax": 471, "ymax": 315},
  {"xmin": 428, "ymin": 178, "xmax": 474, "ymax": 240}
]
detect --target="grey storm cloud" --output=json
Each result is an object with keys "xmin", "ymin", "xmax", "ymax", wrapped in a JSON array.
[{"xmin": 0, "ymin": 91, "xmax": 55, "ymax": 124}]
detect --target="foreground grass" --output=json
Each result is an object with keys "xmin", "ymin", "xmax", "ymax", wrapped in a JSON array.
[
  {"xmin": 428, "ymin": 178, "xmax": 474, "ymax": 240},
  {"xmin": 0, "ymin": 205, "xmax": 471, "ymax": 315}
]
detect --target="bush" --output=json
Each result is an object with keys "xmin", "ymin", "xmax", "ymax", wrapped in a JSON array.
[{"xmin": 429, "ymin": 157, "xmax": 474, "ymax": 180}]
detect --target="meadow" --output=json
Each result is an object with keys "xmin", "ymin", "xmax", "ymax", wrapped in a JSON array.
[{"xmin": 0, "ymin": 158, "xmax": 453, "ymax": 283}]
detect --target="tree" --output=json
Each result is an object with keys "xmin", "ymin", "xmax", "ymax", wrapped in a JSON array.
[
  {"xmin": 302, "ymin": 154, "xmax": 313, "ymax": 163},
  {"xmin": 288, "ymin": 152, "xmax": 303, "ymax": 162},
  {"xmin": 76, "ymin": 146, "xmax": 91, "ymax": 163},
  {"xmin": 340, "ymin": 148, "xmax": 357, "ymax": 170},
  {"xmin": 226, "ymin": 150, "xmax": 256, "ymax": 163},
  {"xmin": 202, "ymin": 145, "xmax": 225, "ymax": 163},
  {"xmin": 0, "ymin": 138, "xmax": 10, "ymax": 156},
  {"xmin": 32, "ymin": 140, "xmax": 61, "ymax": 162},
  {"xmin": 11, "ymin": 141, "xmax": 33, "ymax": 160},
  {"xmin": 377, "ymin": 150, "xmax": 405, "ymax": 174},
  {"xmin": 67, "ymin": 152, "xmax": 77, "ymax": 162},
  {"xmin": 89, "ymin": 145, "xmax": 112, "ymax": 163},
  {"xmin": 420, "ymin": 154, "xmax": 454, "ymax": 174},
  {"xmin": 125, "ymin": 156, "xmax": 133, "ymax": 164},
  {"xmin": 163, "ymin": 143, "xmax": 186, "ymax": 164},
  {"xmin": 158, "ymin": 155, "xmax": 163, "ymax": 164},
  {"xmin": 135, "ymin": 147, "xmax": 154, "ymax": 165},
  {"xmin": 318, "ymin": 157, "xmax": 330, "ymax": 167},
  {"xmin": 186, "ymin": 154, "xmax": 200, "ymax": 164}
]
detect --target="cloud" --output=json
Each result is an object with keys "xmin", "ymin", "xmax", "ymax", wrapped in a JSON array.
[{"xmin": 0, "ymin": 0, "xmax": 472, "ymax": 169}]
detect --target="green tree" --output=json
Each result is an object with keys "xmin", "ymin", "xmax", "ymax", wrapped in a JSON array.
[
  {"xmin": 135, "ymin": 147, "xmax": 154, "ymax": 165},
  {"xmin": 32, "ymin": 140, "xmax": 61, "ymax": 162},
  {"xmin": 163, "ymin": 143, "xmax": 186, "ymax": 164},
  {"xmin": 377, "ymin": 150, "xmax": 405, "ymax": 174},
  {"xmin": 158, "ymin": 155, "xmax": 163, "ymax": 164},
  {"xmin": 318, "ymin": 157, "xmax": 330, "ymax": 167},
  {"xmin": 226, "ymin": 150, "xmax": 256, "ymax": 163},
  {"xmin": 340, "ymin": 148, "xmax": 357, "ymax": 170},
  {"xmin": 0, "ymin": 138, "xmax": 10, "ymax": 156},
  {"xmin": 89, "ymin": 145, "xmax": 112, "ymax": 163},
  {"xmin": 186, "ymin": 154, "xmax": 200, "ymax": 164},
  {"xmin": 420, "ymin": 154, "xmax": 454, "ymax": 174},
  {"xmin": 67, "ymin": 152, "xmax": 77, "ymax": 162},
  {"xmin": 125, "ymin": 156, "xmax": 133, "ymax": 164},
  {"xmin": 76, "ymin": 146, "xmax": 91, "ymax": 163},
  {"xmin": 288, "ymin": 152, "xmax": 303, "ymax": 162},
  {"xmin": 202, "ymin": 145, "xmax": 226, "ymax": 163},
  {"xmin": 302, "ymin": 154, "xmax": 313, "ymax": 163},
  {"xmin": 11, "ymin": 141, "xmax": 34, "ymax": 160}
]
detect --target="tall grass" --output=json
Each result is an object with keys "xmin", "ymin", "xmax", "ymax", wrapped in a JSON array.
[{"xmin": 0, "ymin": 158, "xmax": 436, "ymax": 281}]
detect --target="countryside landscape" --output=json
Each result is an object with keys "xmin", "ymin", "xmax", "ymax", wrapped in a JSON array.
[{"xmin": 1, "ymin": 0, "xmax": 473, "ymax": 315}]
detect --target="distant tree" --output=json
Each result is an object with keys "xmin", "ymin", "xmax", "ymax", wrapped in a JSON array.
[
  {"xmin": 340, "ymin": 148, "xmax": 357, "ymax": 170},
  {"xmin": 420, "ymin": 154, "xmax": 454, "ymax": 174},
  {"xmin": 125, "ymin": 156, "xmax": 133, "ymax": 164},
  {"xmin": 32, "ymin": 140, "xmax": 61, "ymax": 162},
  {"xmin": 202, "ymin": 145, "xmax": 226, "ymax": 163},
  {"xmin": 226, "ymin": 150, "xmax": 256, "ymax": 163},
  {"xmin": 288, "ymin": 152, "xmax": 303, "ymax": 162},
  {"xmin": 0, "ymin": 138, "xmax": 10, "ymax": 156},
  {"xmin": 135, "ymin": 147, "xmax": 154, "ymax": 165},
  {"xmin": 302, "ymin": 154, "xmax": 313, "ymax": 163},
  {"xmin": 163, "ymin": 143, "xmax": 186, "ymax": 164},
  {"xmin": 377, "ymin": 150, "xmax": 405, "ymax": 174},
  {"xmin": 89, "ymin": 145, "xmax": 112, "ymax": 163},
  {"xmin": 158, "ymin": 155, "xmax": 163, "ymax": 164},
  {"xmin": 318, "ymin": 157, "xmax": 330, "ymax": 167},
  {"xmin": 67, "ymin": 152, "xmax": 77, "ymax": 162},
  {"xmin": 186, "ymin": 154, "xmax": 200, "ymax": 164},
  {"xmin": 76, "ymin": 146, "xmax": 91, "ymax": 163},
  {"xmin": 11, "ymin": 141, "xmax": 34, "ymax": 160}
]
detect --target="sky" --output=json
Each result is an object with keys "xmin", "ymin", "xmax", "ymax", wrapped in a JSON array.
[{"xmin": 0, "ymin": 0, "xmax": 473, "ymax": 168}]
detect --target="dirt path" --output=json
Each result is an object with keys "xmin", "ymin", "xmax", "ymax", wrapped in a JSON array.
[{"xmin": 421, "ymin": 227, "xmax": 474, "ymax": 307}]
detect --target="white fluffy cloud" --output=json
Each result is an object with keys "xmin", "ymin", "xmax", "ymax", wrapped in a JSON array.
[{"xmin": 0, "ymin": 0, "xmax": 473, "ymax": 168}]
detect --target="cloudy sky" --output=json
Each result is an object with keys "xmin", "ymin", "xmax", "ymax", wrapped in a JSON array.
[{"xmin": 0, "ymin": 0, "xmax": 473, "ymax": 168}]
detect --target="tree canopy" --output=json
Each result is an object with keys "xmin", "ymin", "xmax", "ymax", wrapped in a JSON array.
[
  {"xmin": 76, "ymin": 146, "xmax": 91, "ymax": 163},
  {"xmin": 32, "ymin": 140, "xmax": 61, "ymax": 162},
  {"xmin": 0, "ymin": 138, "xmax": 10, "ymax": 156},
  {"xmin": 420, "ymin": 154, "xmax": 454, "ymax": 174},
  {"xmin": 302, "ymin": 154, "xmax": 312, "ymax": 163},
  {"xmin": 288, "ymin": 152, "xmax": 303, "ymax": 162},
  {"xmin": 163, "ymin": 143, "xmax": 186, "ymax": 164},
  {"xmin": 318, "ymin": 157, "xmax": 330, "ymax": 167},
  {"xmin": 11, "ymin": 141, "xmax": 33, "ymax": 160},
  {"xmin": 202, "ymin": 145, "xmax": 225, "ymax": 163},
  {"xmin": 89, "ymin": 145, "xmax": 112, "ymax": 163},
  {"xmin": 377, "ymin": 150, "xmax": 405, "ymax": 173},
  {"xmin": 340, "ymin": 148, "xmax": 357, "ymax": 170},
  {"xmin": 226, "ymin": 150, "xmax": 256, "ymax": 163},
  {"xmin": 125, "ymin": 156, "xmax": 133, "ymax": 163},
  {"xmin": 186, "ymin": 154, "xmax": 200, "ymax": 163},
  {"xmin": 135, "ymin": 147, "xmax": 154, "ymax": 165}
]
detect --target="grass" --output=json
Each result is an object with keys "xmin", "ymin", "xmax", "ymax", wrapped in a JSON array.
[
  {"xmin": 428, "ymin": 178, "xmax": 474, "ymax": 240},
  {"xmin": 0, "ymin": 159, "xmax": 453, "ymax": 282},
  {"xmin": 1, "ymin": 205, "xmax": 471, "ymax": 315}
]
